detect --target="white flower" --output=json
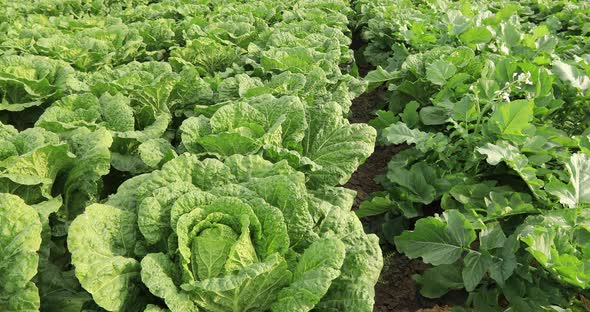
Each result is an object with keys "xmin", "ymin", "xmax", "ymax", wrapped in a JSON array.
[
  {"xmin": 501, "ymin": 92, "xmax": 510, "ymax": 102},
  {"xmin": 516, "ymin": 72, "xmax": 533, "ymax": 85},
  {"xmin": 469, "ymin": 85, "xmax": 475, "ymax": 91},
  {"xmin": 495, "ymin": 90, "xmax": 510, "ymax": 101},
  {"xmin": 524, "ymin": 71, "xmax": 533, "ymax": 85}
]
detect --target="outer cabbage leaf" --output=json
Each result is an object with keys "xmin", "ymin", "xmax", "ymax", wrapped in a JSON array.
[
  {"xmin": 86, "ymin": 61, "xmax": 177, "ymax": 114},
  {"xmin": 0, "ymin": 194, "xmax": 42, "ymax": 312},
  {"xmin": 301, "ymin": 102, "xmax": 376, "ymax": 187},
  {"xmin": 0, "ymin": 126, "xmax": 75, "ymax": 203},
  {"xmin": 519, "ymin": 209, "xmax": 590, "ymax": 288},
  {"xmin": 68, "ymin": 204, "xmax": 144, "ymax": 312},
  {"xmin": 3, "ymin": 15, "xmax": 144, "ymax": 71},
  {"xmin": 545, "ymin": 152, "xmax": 590, "ymax": 208}
]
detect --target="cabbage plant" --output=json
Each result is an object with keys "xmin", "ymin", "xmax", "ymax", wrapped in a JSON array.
[
  {"xmin": 180, "ymin": 94, "xmax": 376, "ymax": 188},
  {"xmin": 0, "ymin": 54, "xmax": 84, "ymax": 112},
  {"xmin": 69, "ymin": 154, "xmax": 382, "ymax": 312}
]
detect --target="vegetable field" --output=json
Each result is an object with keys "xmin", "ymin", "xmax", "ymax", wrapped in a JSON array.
[{"xmin": 1, "ymin": 0, "xmax": 589, "ymax": 311}]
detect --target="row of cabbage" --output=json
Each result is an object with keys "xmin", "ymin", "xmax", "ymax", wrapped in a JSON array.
[
  {"xmin": 353, "ymin": 0, "xmax": 590, "ymax": 310},
  {"xmin": 0, "ymin": 1, "xmax": 382, "ymax": 311}
]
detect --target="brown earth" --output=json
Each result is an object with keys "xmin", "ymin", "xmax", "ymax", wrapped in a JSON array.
[
  {"xmin": 374, "ymin": 251, "xmax": 451, "ymax": 312},
  {"xmin": 417, "ymin": 306, "xmax": 452, "ymax": 312},
  {"xmin": 345, "ymin": 84, "xmax": 397, "ymax": 209}
]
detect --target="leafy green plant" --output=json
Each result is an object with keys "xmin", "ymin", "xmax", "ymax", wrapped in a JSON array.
[
  {"xmin": 0, "ymin": 0, "xmax": 382, "ymax": 311},
  {"xmin": 354, "ymin": 0, "xmax": 590, "ymax": 309},
  {"xmin": 180, "ymin": 94, "xmax": 376, "ymax": 187},
  {"xmin": 0, "ymin": 121, "xmax": 111, "ymax": 218},
  {"xmin": 0, "ymin": 54, "xmax": 84, "ymax": 112},
  {"xmin": 69, "ymin": 154, "xmax": 382, "ymax": 312}
]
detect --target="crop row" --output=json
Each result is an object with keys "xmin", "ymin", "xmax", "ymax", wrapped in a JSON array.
[
  {"xmin": 0, "ymin": 1, "xmax": 382, "ymax": 311},
  {"xmin": 353, "ymin": 0, "xmax": 590, "ymax": 310}
]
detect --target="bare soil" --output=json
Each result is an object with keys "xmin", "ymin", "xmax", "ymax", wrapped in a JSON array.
[
  {"xmin": 374, "ymin": 251, "xmax": 450, "ymax": 312},
  {"xmin": 417, "ymin": 306, "xmax": 452, "ymax": 312},
  {"xmin": 345, "ymin": 83, "xmax": 397, "ymax": 209}
]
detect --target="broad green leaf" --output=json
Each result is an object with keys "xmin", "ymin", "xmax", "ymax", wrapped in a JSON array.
[
  {"xmin": 303, "ymin": 102, "xmax": 376, "ymax": 187},
  {"xmin": 144, "ymin": 305, "xmax": 169, "ymax": 312},
  {"xmin": 460, "ymin": 27, "xmax": 493, "ymax": 44},
  {"xmin": 243, "ymin": 173, "xmax": 318, "ymax": 249},
  {"xmin": 271, "ymin": 238, "xmax": 345, "ymax": 312},
  {"xmin": 477, "ymin": 142, "xmax": 545, "ymax": 199},
  {"xmin": 480, "ymin": 223, "xmax": 506, "ymax": 251},
  {"xmin": 260, "ymin": 47, "xmax": 317, "ymax": 74},
  {"xmin": 138, "ymin": 138, "xmax": 177, "ymax": 168},
  {"xmin": 68, "ymin": 204, "xmax": 143, "ymax": 311},
  {"xmin": 99, "ymin": 93, "xmax": 137, "ymax": 132},
  {"xmin": 369, "ymin": 110, "xmax": 399, "ymax": 132},
  {"xmin": 138, "ymin": 182, "xmax": 198, "ymax": 245},
  {"xmin": 519, "ymin": 209, "xmax": 590, "ymax": 288},
  {"xmin": 462, "ymin": 252, "xmax": 493, "ymax": 292},
  {"xmin": 0, "ymin": 143, "xmax": 75, "ymax": 200},
  {"xmin": 488, "ymin": 100, "xmax": 534, "ymax": 138},
  {"xmin": 552, "ymin": 60, "xmax": 590, "ymax": 91},
  {"xmin": 364, "ymin": 66, "xmax": 401, "ymax": 91},
  {"xmin": 0, "ymin": 54, "xmax": 82, "ymax": 111},
  {"xmin": 426, "ymin": 60, "xmax": 457, "ymax": 86},
  {"xmin": 0, "ymin": 282, "xmax": 39, "ymax": 312},
  {"xmin": 452, "ymin": 96, "xmax": 477, "ymax": 122},
  {"xmin": 224, "ymin": 216, "xmax": 259, "ymax": 273},
  {"xmin": 484, "ymin": 191, "xmax": 536, "ymax": 219},
  {"xmin": 488, "ymin": 235, "xmax": 518, "ymax": 286},
  {"xmin": 356, "ymin": 194, "xmax": 394, "ymax": 217},
  {"xmin": 546, "ymin": 153, "xmax": 590, "ymax": 208},
  {"xmin": 395, "ymin": 210, "xmax": 476, "ymax": 265},
  {"xmin": 315, "ymin": 207, "xmax": 382, "ymax": 312},
  {"xmin": 0, "ymin": 194, "xmax": 42, "ymax": 311},
  {"xmin": 420, "ymin": 106, "xmax": 449, "ymax": 125},
  {"xmin": 141, "ymin": 253, "xmax": 198, "ymax": 312},
  {"xmin": 63, "ymin": 127, "xmax": 113, "ymax": 219},
  {"xmin": 387, "ymin": 162, "xmax": 438, "ymax": 204},
  {"xmin": 192, "ymin": 224, "xmax": 238, "ymax": 279},
  {"xmin": 382, "ymin": 122, "xmax": 429, "ymax": 146},
  {"xmin": 401, "ymin": 101, "xmax": 420, "ymax": 128},
  {"xmin": 170, "ymin": 38, "xmax": 240, "ymax": 74},
  {"xmin": 445, "ymin": 47, "xmax": 475, "ymax": 68},
  {"xmin": 35, "ymin": 93, "xmax": 102, "ymax": 132},
  {"xmin": 416, "ymin": 264, "xmax": 463, "ymax": 298}
]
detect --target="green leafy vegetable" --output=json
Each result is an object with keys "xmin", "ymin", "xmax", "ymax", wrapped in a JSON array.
[
  {"xmin": 69, "ymin": 154, "xmax": 382, "ymax": 312},
  {"xmin": 355, "ymin": 0, "xmax": 590, "ymax": 309}
]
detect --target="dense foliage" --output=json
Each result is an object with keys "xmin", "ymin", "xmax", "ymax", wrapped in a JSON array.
[
  {"xmin": 69, "ymin": 154, "xmax": 381, "ymax": 312},
  {"xmin": 6, "ymin": 0, "xmax": 590, "ymax": 310},
  {"xmin": 0, "ymin": 0, "xmax": 381, "ymax": 311},
  {"xmin": 354, "ymin": 0, "xmax": 590, "ymax": 310}
]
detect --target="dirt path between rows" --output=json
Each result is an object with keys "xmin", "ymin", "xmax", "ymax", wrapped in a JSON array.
[{"xmin": 345, "ymin": 86, "xmax": 454, "ymax": 312}]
